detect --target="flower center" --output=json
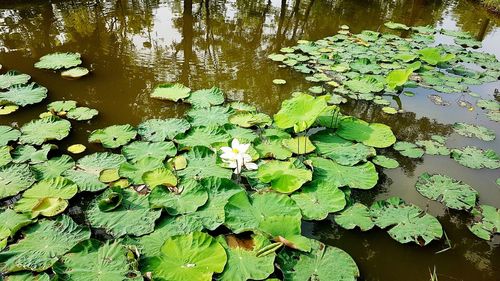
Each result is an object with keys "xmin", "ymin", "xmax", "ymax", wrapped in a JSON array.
[{"xmin": 232, "ymin": 148, "xmax": 239, "ymax": 153}]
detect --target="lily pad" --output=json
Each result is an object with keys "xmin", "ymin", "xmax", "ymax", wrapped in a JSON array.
[
  {"xmin": 255, "ymin": 140, "xmax": 293, "ymax": 160},
  {"xmin": 476, "ymin": 99, "xmax": 499, "ymax": 111},
  {"xmin": 468, "ymin": 205, "xmax": 499, "ymax": 240},
  {"xmin": 144, "ymin": 232, "xmax": 227, "ymax": 281},
  {"xmin": 138, "ymin": 118, "xmax": 190, "ymax": 141},
  {"xmin": 67, "ymin": 107, "xmax": 98, "ymax": 121},
  {"xmin": 48, "ymin": 100, "xmax": 77, "ymax": 112},
  {"xmin": 0, "ymin": 215, "xmax": 90, "ymax": 273},
  {"xmin": 31, "ymin": 155, "xmax": 75, "ymax": 180},
  {"xmin": 186, "ymin": 87, "xmax": 224, "ymax": 108},
  {"xmin": 12, "ymin": 144, "xmax": 54, "ymax": 164},
  {"xmin": 118, "ymin": 157, "xmax": 164, "ymax": 185},
  {"xmin": 257, "ymin": 160, "xmax": 312, "ymax": 193},
  {"xmin": 344, "ymin": 76, "xmax": 384, "ymax": 94},
  {"xmin": 452, "ymin": 122, "xmax": 495, "ymax": 141},
  {"xmin": 142, "ymin": 167, "xmax": 177, "ymax": 188},
  {"xmin": 0, "ymin": 164, "xmax": 36, "ymax": 199},
  {"xmin": 149, "ymin": 178, "xmax": 207, "ymax": 215},
  {"xmin": 34, "ymin": 52, "xmax": 82, "ymax": 70},
  {"xmin": 0, "ymin": 71, "xmax": 30, "ymax": 89},
  {"xmin": 150, "ymin": 83, "xmax": 191, "ymax": 101},
  {"xmin": 384, "ymin": 21, "xmax": 409, "ymax": 30},
  {"xmin": 177, "ymin": 127, "xmax": 231, "ymax": 149},
  {"xmin": 273, "ymin": 93, "xmax": 328, "ymax": 133},
  {"xmin": 370, "ymin": 197, "xmax": 443, "ymax": 245},
  {"xmin": 418, "ymin": 47, "xmax": 455, "ymax": 65},
  {"xmin": 0, "ymin": 83, "xmax": 48, "ymax": 107},
  {"xmin": 451, "ymin": 146, "xmax": 500, "ymax": 169},
  {"xmin": 187, "ymin": 106, "xmax": 231, "ymax": 127},
  {"xmin": 337, "ymin": 117, "xmax": 396, "ymax": 148},
  {"xmin": 229, "ymin": 112, "xmax": 272, "ymax": 128},
  {"xmin": 67, "ymin": 144, "xmax": 86, "ymax": 154},
  {"xmin": 178, "ymin": 147, "xmax": 232, "ymax": 180},
  {"xmin": 89, "ymin": 124, "xmax": 137, "ymax": 148},
  {"xmin": 372, "ymin": 155, "xmax": 399, "ymax": 169},
  {"xmin": 291, "ymin": 180, "xmax": 346, "ymax": 220},
  {"xmin": 312, "ymin": 131, "xmax": 376, "ymax": 166},
  {"xmin": 310, "ymin": 157, "xmax": 378, "ymax": 189},
  {"xmin": 282, "ymin": 136, "xmax": 316, "ymax": 155},
  {"xmin": 60, "ymin": 67, "xmax": 89, "ymax": 78},
  {"xmin": 416, "ymin": 173, "xmax": 478, "ymax": 210},
  {"xmin": 0, "ymin": 209, "xmax": 32, "ymax": 250},
  {"xmin": 86, "ymin": 188, "xmax": 161, "ymax": 237},
  {"xmin": 0, "ymin": 126, "xmax": 20, "ymax": 145},
  {"xmin": 415, "ymin": 140, "xmax": 450, "ymax": 156},
  {"xmin": 334, "ymin": 203, "xmax": 375, "ymax": 231},
  {"xmin": 19, "ymin": 116, "xmax": 71, "ymax": 145},
  {"xmin": 273, "ymin": 79, "xmax": 287, "ymax": 85},
  {"xmin": 122, "ymin": 141, "xmax": 176, "ymax": 162},
  {"xmin": 0, "ymin": 146, "xmax": 12, "ymax": 167},
  {"xmin": 393, "ymin": 141, "xmax": 425, "ymax": 158}
]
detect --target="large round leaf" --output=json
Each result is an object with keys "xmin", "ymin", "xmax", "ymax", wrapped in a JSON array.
[
  {"xmin": 66, "ymin": 107, "xmax": 98, "ymax": 121},
  {"xmin": 122, "ymin": 141, "xmax": 176, "ymax": 162},
  {"xmin": 372, "ymin": 155, "xmax": 399, "ymax": 169},
  {"xmin": 370, "ymin": 197, "xmax": 443, "ymax": 245},
  {"xmin": 0, "ymin": 164, "xmax": 36, "ymax": 199},
  {"xmin": 0, "ymin": 209, "xmax": 32, "ymax": 250},
  {"xmin": 344, "ymin": 76, "xmax": 384, "ymax": 94},
  {"xmin": 415, "ymin": 173, "xmax": 478, "ymax": 210},
  {"xmin": 0, "ymin": 71, "xmax": 30, "ymax": 89},
  {"xmin": 178, "ymin": 147, "xmax": 232, "ymax": 180},
  {"xmin": 229, "ymin": 112, "xmax": 272, "ymax": 128},
  {"xmin": 452, "ymin": 122, "xmax": 495, "ymax": 141},
  {"xmin": 176, "ymin": 127, "xmax": 231, "ymax": 149},
  {"xmin": 137, "ymin": 118, "xmax": 190, "ymax": 141},
  {"xmin": 0, "ymin": 215, "xmax": 90, "ymax": 273},
  {"xmin": 278, "ymin": 240, "xmax": 359, "ymax": 281},
  {"xmin": 34, "ymin": 52, "xmax": 82, "ymax": 70},
  {"xmin": 282, "ymin": 136, "xmax": 316, "ymax": 155},
  {"xmin": 393, "ymin": 141, "xmax": 424, "ymax": 158},
  {"xmin": 336, "ymin": 117, "xmax": 396, "ymax": 148},
  {"xmin": 150, "ymin": 83, "xmax": 191, "ymax": 101},
  {"xmin": 255, "ymin": 140, "xmax": 293, "ymax": 160},
  {"xmin": 468, "ymin": 205, "xmax": 499, "ymax": 241},
  {"xmin": 12, "ymin": 144, "xmax": 54, "ymax": 164},
  {"xmin": 291, "ymin": 180, "xmax": 346, "ymax": 220},
  {"xmin": 118, "ymin": 157, "xmax": 164, "ymax": 185},
  {"xmin": 451, "ymin": 146, "xmax": 500, "ymax": 169},
  {"xmin": 310, "ymin": 157, "xmax": 378, "ymax": 189},
  {"xmin": 334, "ymin": 203, "xmax": 375, "ymax": 231},
  {"xmin": 88, "ymin": 124, "xmax": 137, "ymax": 149},
  {"xmin": 31, "ymin": 155, "xmax": 75, "ymax": 180},
  {"xmin": 86, "ymin": 188, "xmax": 161, "ymax": 237},
  {"xmin": 414, "ymin": 140, "xmax": 450, "ymax": 156},
  {"xmin": 0, "ymin": 83, "xmax": 47, "ymax": 107},
  {"xmin": 312, "ymin": 131, "xmax": 376, "ymax": 166},
  {"xmin": 0, "ymin": 125, "xmax": 20, "ymax": 145},
  {"xmin": 256, "ymin": 160, "xmax": 312, "ymax": 193},
  {"xmin": 186, "ymin": 87, "xmax": 225, "ymax": 108},
  {"xmin": 142, "ymin": 167, "xmax": 177, "ymax": 188},
  {"xmin": 144, "ymin": 232, "xmax": 227, "ymax": 281},
  {"xmin": 273, "ymin": 93, "xmax": 328, "ymax": 133},
  {"xmin": 149, "ymin": 178, "xmax": 207, "ymax": 215},
  {"xmin": 19, "ymin": 116, "xmax": 71, "ymax": 145},
  {"xmin": 187, "ymin": 106, "xmax": 231, "ymax": 127}
]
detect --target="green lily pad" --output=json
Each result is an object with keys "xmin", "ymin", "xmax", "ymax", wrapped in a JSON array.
[
  {"xmin": 67, "ymin": 144, "xmax": 86, "ymax": 154},
  {"xmin": 278, "ymin": 240, "xmax": 359, "ymax": 281},
  {"xmin": 87, "ymin": 188, "xmax": 161, "ymax": 237},
  {"xmin": 229, "ymin": 102, "xmax": 257, "ymax": 112},
  {"xmin": 118, "ymin": 157, "xmax": 164, "ymax": 185},
  {"xmin": 176, "ymin": 127, "xmax": 231, "ymax": 149},
  {"xmin": 0, "ymin": 209, "xmax": 32, "ymax": 250},
  {"xmin": 273, "ymin": 79, "xmax": 287, "ymax": 85},
  {"xmin": 0, "ymin": 83, "xmax": 48, "ymax": 107},
  {"xmin": 372, "ymin": 155, "xmax": 399, "ymax": 169},
  {"xmin": 381, "ymin": 106, "xmax": 398, "ymax": 114},
  {"xmin": 486, "ymin": 110, "xmax": 500, "ymax": 122},
  {"xmin": 415, "ymin": 140, "xmax": 450, "ymax": 156},
  {"xmin": 187, "ymin": 106, "xmax": 231, "ymax": 127},
  {"xmin": 0, "ymin": 71, "xmax": 30, "ymax": 89},
  {"xmin": 451, "ymin": 146, "xmax": 500, "ymax": 169},
  {"xmin": 255, "ymin": 139, "xmax": 293, "ymax": 160},
  {"xmin": 19, "ymin": 116, "xmax": 71, "ymax": 145},
  {"xmin": 476, "ymin": 99, "xmax": 499, "ymax": 111},
  {"xmin": 393, "ymin": 141, "xmax": 425, "ymax": 158},
  {"xmin": 384, "ymin": 21, "xmax": 409, "ymax": 30},
  {"xmin": 282, "ymin": 136, "xmax": 316, "ymax": 155},
  {"xmin": 344, "ymin": 76, "xmax": 384, "ymax": 94},
  {"xmin": 149, "ymin": 178, "xmax": 207, "ymax": 215},
  {"xmin": 144, "ymin": 232, "xmax": 227, "ymax": 281},
  {"xmin": 89, "ymin": 124, "xmax": 137, "ymax": 148},
  {"xmin": 217, "ymin": 234, "xmax": 275, "ymax": 281},
  {"xmin": 418, "ymin": 47, "xmax": 455, "ymax": 65},
  {"xmin": 150, "ymin": 83, "xmax": 191, "ymax": 101},
  {"xmin": 0, "ymin": 126, "xmax": 20, "ymax": 145},
  {"xmin": 31, "ymin": 155, "xmax": 75, "ymax": 180},
  {"xmin": 11, "ymin": 144, "xmax": 54, "ymax": 164},
  {"xmin": 186, "ymin": 87, "xmax": 224, "ymax": 108},
  {"xmin": 468, "ymin": 205, "xmax": 499, "ymax": 240},
  {"xmin": 229, "ymin": 112, "xmax": 272, "ymax": 128},
  {"xmin": 337, "ymin": 117, "xmax": 396, "ymax": 148},
  {"xmin": 60, "ymin": 67, "xmax": 89, "ymax": 78},
  {"xmin": 137, "ymin": 118, "xmax": 190, "ymax": 141},
  {"xmin": 415, "ymin": 173, "xmax": 478, "ymax": 210},
  {"xmin": 225, "ymin": 125, "xmax": 258, "ymax": 142},
  {"xmin": 48, "ymin": 100, "xmax": 77, "ymax": 112},
  {"xmin": 0, "ymin": 164, "xmax": 36, "ymax": 199},
  {"xmin": 452, "ymin": 122, "xmax": 495, "ymax": 141},
  {"xmin": 310, "ymin": 157, "xmax": 378, "ymax": 189},
  {"xmin": 370, "ymin": 197, "xmax": 443, "ymax": 245},
  {"xmin": 312, "ymin": 131, "xmax": 376, "ymax": 166},
  {"xmin": 54, "ymin": 240, "xmax": 138, "ymax": 280},
  {"xmin": 122, "ymin": 141, "xmax": 176, "ymax": 162},
  {"xmin": 142, "ymin": 167, "xmax": 177, "ymax": 188},
  {"xmin": 14, "ymin": 176, "xmax": 78, "ymax": 218},
  {"xmin": 0, "ymin": 146, "xmax": 12, "ymax": 168},
  {"xmin": 334, "ymin": 203, "xmax": 375, "ymax": 231},
  {"xmin": 273, "ymin": 93, "xmax": 328, "ymax": 133},
  {"xmin": 291, "ymin": 180, "xmax": 346, "ymax": 220},
  {"xmin": 350, "ymin": 58, "xmax": 381, "ymax": 74},
  {"xmin": 0, "ymin": 215, "xmax": 90, "ymax": 273},
  {"xmin": 257, "ymin": 160, "xmax": 312, "ymax": 193},
  {"xmin": 178, "ymin": 147, "xmax": 232, "ymax": 180},
  {"xmin": 66, "ymin": 107, "xmax": 98, "ymax": 121},
  {"xmin": 34, "ymin": 52, "xmax": 82, "ymax": 70}
]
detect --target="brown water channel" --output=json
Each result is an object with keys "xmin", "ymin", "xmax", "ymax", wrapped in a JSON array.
[{"xmin": 0, "ymin": 0, "xmax": 499, "ymax": 280}]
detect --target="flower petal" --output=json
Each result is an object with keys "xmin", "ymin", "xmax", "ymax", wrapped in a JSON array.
[
  {"xmin": 220, "ymin": 147, "xmax": 233, "ymax": 154},
  {"xmin": 231, "ymin": 138, "xmax": 240, "ymax": 148},
  {"xmin": 245, "ymin": 162, "xmax": 258, "ymax": 170},
  {"xmin": 238, "ymin": 143, "xmax": 250, "ymax": 153}
]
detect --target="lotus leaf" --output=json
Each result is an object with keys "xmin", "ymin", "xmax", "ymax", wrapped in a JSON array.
[
  {"xmin": 122, "ymin": 141, "xmax": 176, "ymax": 162},
  {"xmin": 450, "ymin": 146, "xmax": 500, "ymax": 169},
  {"xmin": 393, "ymin": 141, "xmax": 424, "ymax": 158},
  {"xmin": 312, "ymin": 131, "xmax": 376, "ymax": 166},
  {"xmin": 47, "ymin": 100, "xmax": 77, "ymax": 112},
  {"xmin": 282, "ymin": 136, "xmax": 316, "ymax": 155},
  {"xmin": 34, "ymin": 52, "xmax": 82, "ymax": 69},
  {"xmin": 0, "ymin": 126, "xmax": 20, "ymax": 145},
  {"xmin": 370, "ymin": 197, "xmax": 443, "ymax": 245},
  {"xmin": 186, "ymin": 87, "xmax": 224, "ymax": 108},
  {"xmin": 0, "ymin": 71, "xmax": 30, "ymax": 89},
  {"xmin": 230, "ymin": 101, "xmax": 257, "ymax": 112},
  {"xmin": 87, "ymin": 188, "xmax": 161, "ymax": 237},
  {"xmin": 0, "ymin": 164, "xmax": 36, "ymax": 199},
  {"xmin": 54, "ymin": 240, "xmax": 138, "ymax": 281},
  {"xmin": 19, "ymin": 116, "xmax": 71, "ymax": 145},
  {"xmin": 0, "ymin": 83, "xmax": 48, "ymax": 107},
  {"xmin": 452, "ymin": 123, "xmax": 495, "ymax": 141},
  {"xmin": 291, "ymin": 180, "xmax": 346, "ymax": 220},
  {"xmin": 454, "ymin": 37, "xmax": 481, "ymax": 48},
  {"xmin": 0, "ymin": 209, "xmax": 32, "ymax": 250},
  {"xmin": 14, "ymin": 176, "xmax": 78, "ymax": 218},
  {"xmin": 178, "ymin": 147, "xmax": 232, "ymax": 180},
  {"xmin": 394, "ymin": 53, "xmax": 417, "ymax": 62},
  {"xmin": 256, "ymin": 160, "xmax": 312, "ymax": 193},
  {"xmin": 0, "ymin": 215, "xmax": 90, "ymax": 273},
  {"xmin": 384, "ymin": 21, "xmax": 409, "ymax": 30},
  {"xmin": 119, "ymin": 157, "xmax": 164, "ymax": 185},
  {"xmin": 372, "ymin": 155, "xmax": 399, "ymax": 169},
  {"xmin": 381, "ymin": 106, "xmax": 398, "ymax": 114},
  {"xmin": 255, "ymin": 140, "xmax": 293, "ymax": 160},
  {"xmin": 386, "ymin": 68, "xmax": 414, "ymax": 89},
  {"xmin": 149, "ymin": 178, "xmax": 207, "ymax": 215},
  {"xmin": 415, "ymin": 140, "xmax": 450, "ymax": 156},
  {"xmin": 217, "ymin": 234, "xmax": 275, "ymax": 281},
  {"xmin": 89, "ymin": 124, "xmax": 137, "ymax": 148},
  {"xmin": 150, "ymin": 83, "xmax": 191, "ymax": 101},
  {"xmin": 225, "ymin": 125, "xmax": 258, "ymax": 142},
  {"xmin": 337, "ymin": 117, "xmax": 396, "ymax": 148},
  {"xmin": 66, "ymin": 107, "xmax": 98, "ymax": 121},
  {"xmin": 141, "ymin": 167, "xmax": 176, "ymax": 188},
  {"xmin": 468, "ymin": 205, "xmax": 499, "ymax": 240},
  {"xmin": 67, "ymin": 144, "xmax": 86, "ymax": 154},
  {"xmin": 278, "ymin": 240, "xmax": 359, "ymax": 281},
  {"xmin": 268, "ymin": 54, "xmax": 287, "ymax": 61},
  {"xmin": 229, "ymin": 112, "xmax": 272, "ymax": 128},
  {"xmin": 99, "ymin": 169, "xmax": 120, "ymax": 183},
  {"xmin": 0, "ymin": 146, "xmax": 12, "ymax": 167},
  {"xmin": 486, "ymin": 110, "xmax": 500, "ymax": 122},
  {"xmin": 61, "ymin": 67, "xmax": 89, "ymax": 78},
  {"xmin": 334, "ymin": 203, "xmax": 374, "ymax": 231},
  {"xmin": 176, "ymin": 126, "xmax": 230, "ymax": 148},
  {"xmin": 273, "ymin": 79, "xmax": 286, "ymax": 85},
  {"xmin": 476, "ymin": 99, "xmax": 499, "ymax": 111},
  {"xmin": 31, "ymin": 155, "xmax": 75, "ymax": 180},
  {"xmin": 415, "ymin": 173, "xmax": 477, "ymax": 210},
  {"xmin": 310, "ymin": 157, "xmax": 378, "ymax": 189},
  {"xmin": 144, "ymin": 232, "xmax": 226, "ymax": 281},
  {"xmin": 418, "ymin": 47, "xmax": 455, "ymax": 65},
  {"xmin": 137, "ymin": 118, "xmax": 190, "ymax": 141},
  {"xmin": 273, "ymin": 93, "xmax": 328, "ymax": 133},
  {"xmin": 12, "ymin": 144, "xmax": 54, "ymax": 164},
  {"xmin": 344, "ymin": 76, "xmax": 384, "ymax": 94},
  {"xmin": 349, "ymin": 58, "xmax": 381, "ymax": 74},
  {"xmin": 63, "ymin": 152, "xmax": 125, "ymax": 192},
  {"xmin": 187, "ymin": 106, "xmax": 231, "ymax": 127}
]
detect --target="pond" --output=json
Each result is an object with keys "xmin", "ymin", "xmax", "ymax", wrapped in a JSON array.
[{"xmin": 0, "ymin": 0, "xmax": 499, "ymax": 280}]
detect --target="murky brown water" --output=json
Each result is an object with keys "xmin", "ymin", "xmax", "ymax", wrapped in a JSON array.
[{"xmin": 0, "ymin": 0, "xmax": 499, "ymax": 280}]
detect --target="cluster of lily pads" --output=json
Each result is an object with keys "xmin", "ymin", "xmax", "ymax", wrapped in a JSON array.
[
  {"xmin": 268, "ymin": 23, "xmax": 500, "ymax": 120},
  {"xmin": 35, "ymin": 52, "xmax": 89, "ymax": 79},
  {"xmin": 0, "ymin": 70, "xmax": 47, "ymax": 115}
]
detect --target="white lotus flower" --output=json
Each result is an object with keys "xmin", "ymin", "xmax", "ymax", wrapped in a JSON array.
[{"xmin": 220, "ymin": 139, "xmax": 258, "ymax": 174}]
